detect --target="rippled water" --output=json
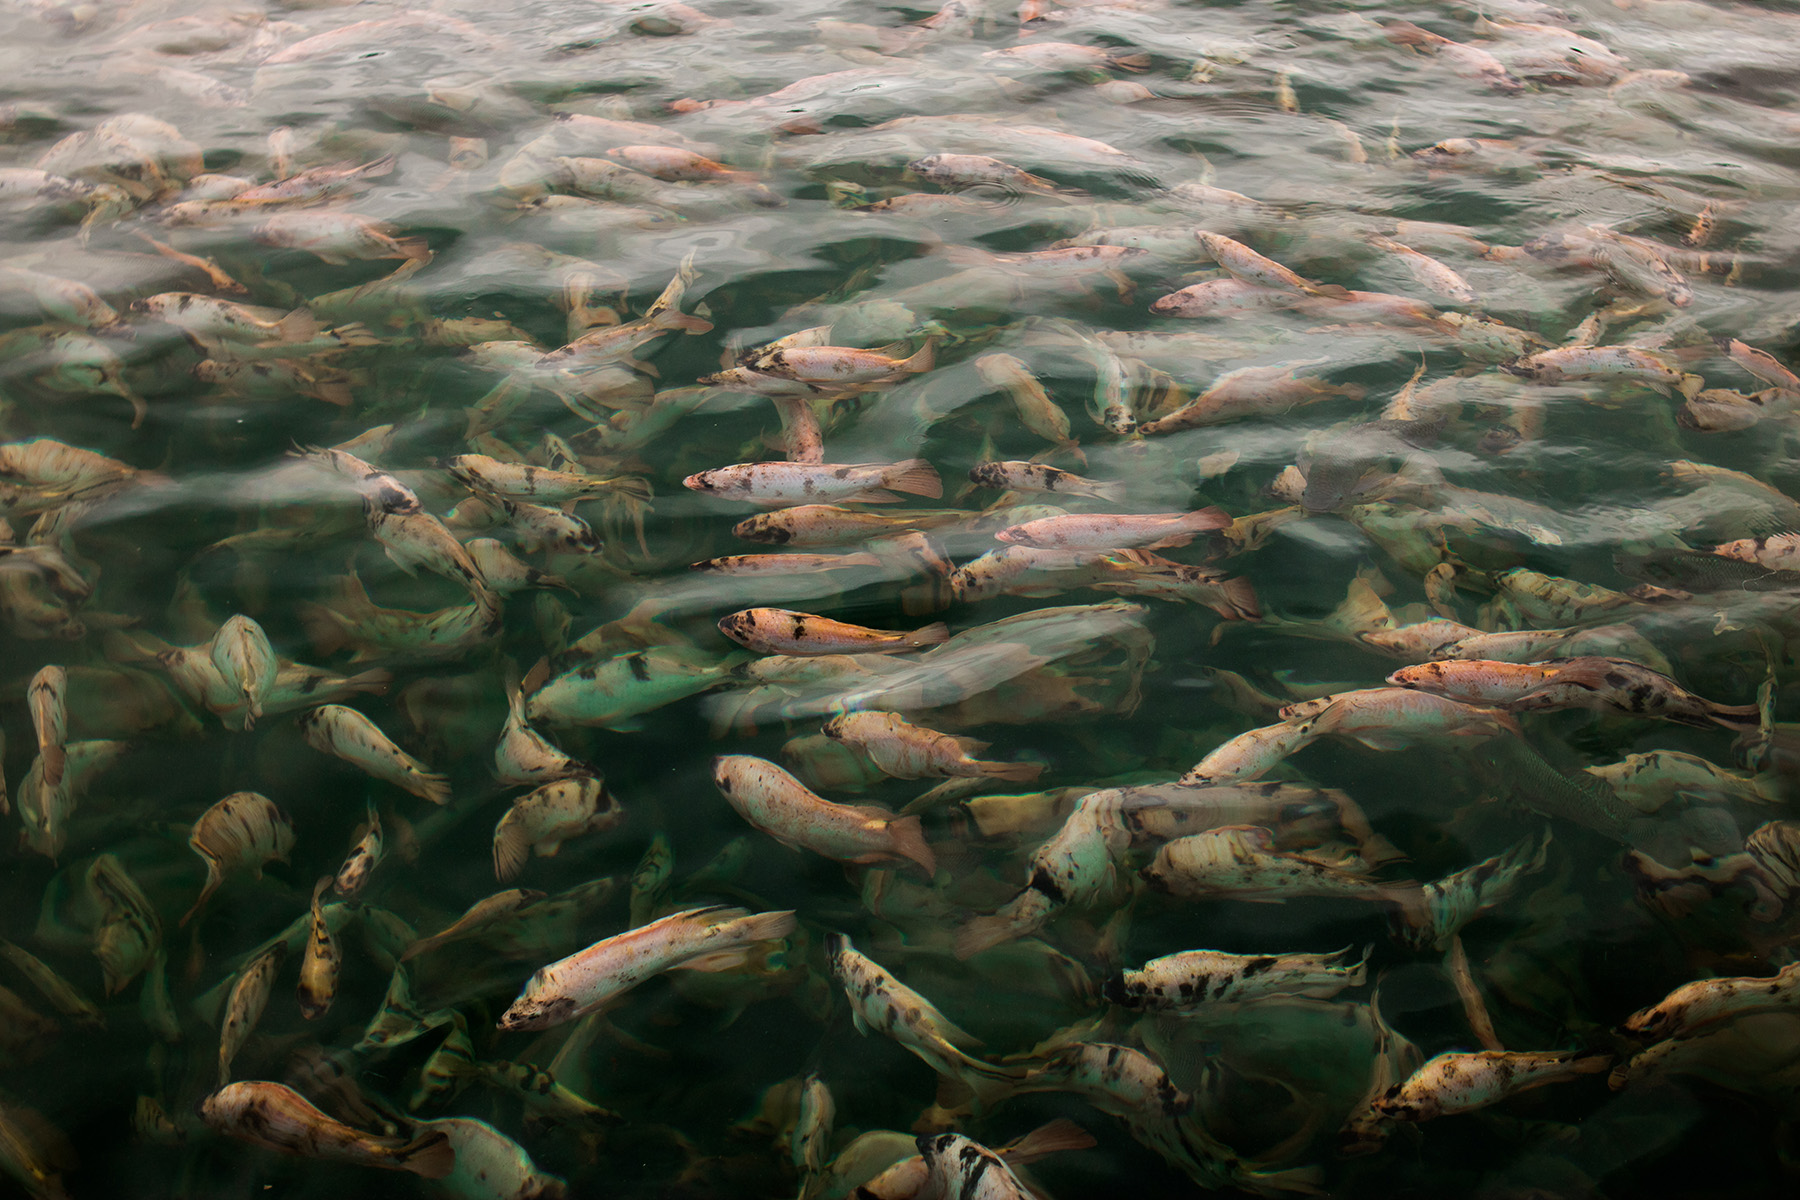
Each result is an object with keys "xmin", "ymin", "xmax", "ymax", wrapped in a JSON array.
[{"xmin": 3, "ymin": 0, "xmax": 1800, "ymax": 1197}]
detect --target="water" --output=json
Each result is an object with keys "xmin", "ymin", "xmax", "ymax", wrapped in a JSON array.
[{"xmin": 2, "ymin": 0, "xmax": 1800, "ymax": 1196}]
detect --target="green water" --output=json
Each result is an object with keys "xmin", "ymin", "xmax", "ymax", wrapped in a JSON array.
[{"xmin": 0, "ymin": 0, "xmax": 1798, "ymax": 1196}]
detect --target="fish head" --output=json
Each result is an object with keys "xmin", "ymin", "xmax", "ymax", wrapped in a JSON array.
[
  {"xmin": 498, "ymin": 985, "xmax": 580, "ymax": 1032},
  {"xmin": 732, "ymin": 514, "xmax": 788, "ymax": 543},
  {"xmin": 967, "ymin": 463, "xmax": 1009, "ymax": 489},
  {"xmin": 716, "ymin": 611, "xmax": 754, "ymax": 645},
  {"xmin": 682, "ymin": 469, "xmax": 720, "ymax": 493},
  {"xmin": 820, "ymin": 715, "xmax": 848, "ymax": 741},
  {"xmin": 1099, "ymin": 972, "xmax": 1139, "ymax": 1006},
  {"xmin": 821, "ymin": 931, "xmax": 852, "ymax": 970}
]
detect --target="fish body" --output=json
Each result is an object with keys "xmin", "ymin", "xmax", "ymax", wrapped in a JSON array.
[
  {"xmin": 1585, "ymin": 750, "xmax": 1776, "ymax": 813},
  {"xmin": 183, "ymin": 791, "xmax": 294, "ymax": 925},
  {"xmin": 298, "ymin": 705, "xmax": 451, "ymax": 804},
  {"xmin": 1504, "ymin": 344, "xmax": 1681, "ymax": 385},
  {"xmin": 495, "ymin": 672, "xmax": 590, "ymax": 785},
  {"xmin": 1278, "ymin": 687, "xmax": 1521, "ymax": 750},
  {"xmin": 255, "ymin": 211, "xmax": 430, "ymax": 265},
  {"xmin": 712, "ymin": 755, "xmax": 937, "ymax": 875},
  {"xmin": 1621, "ymin": 961, "xmax": 1800, "ymax": 1041},
  {"xmin": 201, "ymin": 1082, "xmax": 453, "ymax": 1178},
  {"xmin": 733, "ymin": 505, "xmax": 961, "ymax": 546},
  {"xmin": 1178, "ymin": 721, "xmax": 1318, "ymax": 785},
  {"xmin": 493, "ymin": 776, "xmax": 621, "ymax": 882},
  {"xmin": 297, "ymin": 878, "xmax": 340, "ymax": 1020},
  {"xmin": 1374, "ymin": 1049, "xmax": 1611, "ymax": 1121},
  {"xmin": 217, "ymin": 944, "xmax": 284, "ymax": 1087},
  {"xmin": 822, "ymin": 711, "xmax": 1041, "ymax": 782},
  {"xmin": 995, "ymin": 508, "xmax": 1229, "ymax": 550},
  {"xmin": 498, "ymin": 905, "xmax": 796, "ymax": 1031},
  {"xmin": 26, "ymin": 666, "xmax": 65, "ymax": 789},
  {"xmin": 907, "ymin": 154, "xmax": 1054, "ymax": 192},
  {"xmin": 415, "ymin": 1117, "xmax": 567, "ymax": 1200},
  {"xmin": 1106, "ymin": 944, "xmax": 1369, "ymax": 1010},
  {"xmin": 955, "ymin": 789, "xmax": 1129, "ymax": 958},
  {"xmin": 684, "ymin": 460, "xmax": 942, "ymax": 505},
  {"xmin": 735, "ymin": 342, "xmax": 935, "ymax": 387},
  {"xmin": 208, "ymin": 615, "xmax": 277, "ymax": 731},
  {"xmin": 916, "ymin": 1134, "xmax": 1033, "ymax": 1200},
  {"xmin": 969, "ymin": 461, "xmax": 1122, "ymax": 502},
  {"xmin": 1197, "ymin": 231, "xmax": 1344, "ymax": 297},
  {"xmin": 525, "ymin": 646, "xmax": 734, "ymax": 729},
  {"xmin": 690, "ymin": 551, "xmax": 882, "ymax": 575},
  {"xmin": 717, "ymin": 609, "xmax": 949, "ymax": 656},
  {"xmin": 334, "ymin": 802, "xmax": 385, "ymax": 896},
  {"xmin": 1395, "ymin": 832, "xmax": 1552, "ymax": 950},
  {"xmin": 1712, "ymin": 533, "xmax": 1800, "ymax": 572},
  {"xmin": 1142, "ymin": 825, "xmax": 1405, "ymax": 903},
  {"xmin": 1387, "ymin": 657, "xmax": 1758, "ymax": 729},
  {"xmin": 445, "ymin": 454, "xmax": 618, "ymax": 503},
  {"xmin": 401, "ymin": 889, "xmax": 546, "ymax": 962}
]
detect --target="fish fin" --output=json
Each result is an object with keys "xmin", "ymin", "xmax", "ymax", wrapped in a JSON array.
[
  {"xmin": 344, "ymin": 668, "xmax": 393, "ymax": 695},
  {"xmin": 655, "ymin": 310, "xmax": 714, "ymax": 335},
  {"xmin": 674, "ymin": 948, "xmax": 754, "ymax": 972},
  {"xmin": 898, "ymin": 339, "xmax": 936, "ymax": 374},
  {"xmin": 885, "ymin": 814, "xmax": 938, "ymax": 878},
  {"xmin": 521, "ymin": 656, "xmax": 552, "ymax": 696},
  {"xmin": 1187, "ymin": 505, "xmax": 1233, "ymax": 531},
  {"xmin": 849, "ymin": 491, "xmax": 905, "ymax": 503},
  {"xmin": 850, "ymin": 1006, "xmax": 871, "ymax": 1036},
  {"xmin": 1708, "ymin": 703, "xmax": 1761, "ymax": 732},
  {"xmin": 40, "ymin": 745, "xmax": 65, "ymax": 790},
  {"xmin": 296, "ymin": 602, "xmax": 350, "ymax": 657},
  {"xmin": 493, "ymin": 825, "xmax": 530, "ymax": 883},
  {"xmin": 310, "ymin": 378, "xmax": 354, "ymax": 407},
  {"xmin": 904, "ymin": 622, "xmax": 950, "ymax": 649},
  {"xmin": 276, "ymin": 308, "xmax": 320, "ymax": 342},
  {"xmin": 951, "ymin": 735, "xmax": 991, "ymax": 754},
  {"xmin": 953, "ymin": 912, "xmax": 1017, "ymax": 960},
  {"xmin": 1002, "ymin": 1118, "xmax": 1097, "ymax": 1165},
  {"xmin": 978, "ymin": 759, "xmax": 1044, "ymax": 783},
  {"xmin": 179, "ymin": 871, "xmax": 221, "ymax": 928},
  {"xmin": 888, "ymin": 458, "xmax": 944, "ymax": 498},
  {"xmin": 1090, "ymin": 479, "xmax": 1127, "ymax": 502},
  {"xmin": 1567, "ymin": 1051, "xmax": 1615, "ymax": 1075},
  {"xmin": 726, "ymin": 908, "xmax": 798, "ymax": 943},
  {"xmin": 392, "ymin": 237, "xmax": 433, "ymax": 263},
  {"xmin": 1109, "ymin": 52, "xmax": 1152, "ymax": 71},
  {"xmin": 414, "ymin": 772, "xmax": 452, "ymax": 806},
  {"xmin": 397, "ymin": 1131, "xmax": 456, "ymax": 1180}
]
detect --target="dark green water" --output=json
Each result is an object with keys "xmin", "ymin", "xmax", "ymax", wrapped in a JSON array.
[{"xmin": 0, "ymin": 0, "xmax": 1799, "ymax": 1197}]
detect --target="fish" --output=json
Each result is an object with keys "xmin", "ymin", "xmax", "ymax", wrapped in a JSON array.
[
  {"xmin": 717, "ymin": 608, "xmax": 949, "ymax": 656},
  {"xmin": 493, "ymin": 775, "xmax": 622, "ymax": 882},
  {"xmin": 414, "ymin": 1117, "xmax": 568, "ymax": 1200},
  {"xmin": 712, "ymin": 754, "xmax": 937, "ymax": 876},
  {"xmin": 968, "ymin": 461, "xmax": 1123, "ymax": 502},
  {"xmin": 1105, "ymin": 944, "xmax": 1370, "ymax": 1010},
  {"xmin": 1373, "ymin": 1049, "xmax": 1612, "ymax": 1121},
  {"xmin": 690, "ymin": 551, "xmax": 883, "ymax": 575},
  {"xmin": 298, "ymin": 705, "xmax": 452, "ymax": 805},
  {"xmin": 1392, "ymin": 832, "xmax": 1552, "ymax": 950},
  {"xmin": 445, "ymin": 454, "xmax": 626, "ymax": 503},
  {"xmin": 851, "ymin": 1119, "xmax": 1095, "ymax": 1200},
  {"xmin": 1620, "ymin": 961, "xmax": 1800, "ymax": 1042},
  {"xmin": 334, "ymin": 801, "xmax": 385, "ymax": 896},
  {"xmin": 822, "ymin": 711, "xmax": 1042, "ymax": 782},
  {"xmin": 524, "ymin": 646, "xmax": 737, "ymax": 729},
  {"xmin": 1387, "ymin": 657, "xmax": 1760, "ymax": 730},
  {"xmin": 732, "ymin": 505, "xmax": 964, "ymax": 546},
  {"xmin": 182, "ymin": 791, "xmax": 295, "ymax": 925},
  {"xmin": 498, "ymin": 905, "xmax": 796, "ymax": 1031},
  {"xmin": 297, "ymin": 877, "xmax": 342, "ymax": 1020},
  {"xmin": 401, "ymin": 890, "xmax": 547, "ymax": 963},
  {"xmin": 915, "ymin": 1133, "xmax": 1035, "ymax": 1200},
  {"xmin": 200, "ymin": 1082, "xmax": 454, "ymax": 1178},
  {"xmin": 1178, "ymin": 721, "xmax": 1320, "ymax": 785},
  {"xmin": 994, "ymin": 508, "xmax": 1231, "ymax": 550},
  {"xmin": 25, "ymin": 666, "xmax": 64, "ymax": 789},
  {"xmin": 1142, "ymin": 825, "xmax": 1414, "ymax": 904},
  {"xmin": 494, "ymin": 663, "xmax": 592, "ymax": 785},
  {"xmin": 216, "ymin": 944, "xmax": 284, "ymax": 1088},
  {"xmin": 955, "ymin": 789, "xmax": 1130, "ymax": 958},
  {"xmin": 1196, "ymin": 231, "xmax": 1348, "ymax": 298},
  {"xmin": 684, "ymin": 460, "xmax": 942, "ymax": 505},
  {"xmin": 208, "ymin": 614, "xmax": 277, "ymax": 731}
]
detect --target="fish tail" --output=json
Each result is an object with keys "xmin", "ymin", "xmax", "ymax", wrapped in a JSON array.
[
  {"xmin": 887, "ymin": 458, "xmax": 944, "ymax": 498},
  {"xmin": 179, "ymin": 872, "xmax": 221, "ymax": 928},
  {"xmin": 309, "ymin": 377, "xmax": 354, "ymax": 407},
  {"xmin": 887, "ymin": 814, "xmax": 938, "ymax": 877},
  {"xmin": 898, "ymin": 339, "xmax": 937, "ymax": 373},
  {"xmin": 40, "ymin": 744, "xmax": 65, "ymax": 790},
  {"xmin": 1109, "ymin": 52, "xmax": 1152, "ymax": 71},
  {"xmin": 905, "ymin": 622, "xmax": 951, "ymax": 649},
  {"xmin": 1565, "ymin": 1050, "xmax": 1615, "ymax": 1076},
  {"xmin": 296, "ymin": 602, "xmax": 350, "ymax": 657},
  {"xmin": 1236, "ymin": 1163, "xmax": 1326, "ymax": 1196},
  {"xmin": 978, "ymin": 759, "xmax": 1044, "ymax": 783},
  {"xmin": 493, "ymin": 824, "xmax": 529, "ymax": 883},
  {"xmin": 396, "ymin": 1130, "xmax": 456, "ymax": 1179},
  {"xmin": 655, "ymin": 309, "xmax": 715, "ymax": 335},
  {"xmin": 393, "ymin": 237, "xmax": 433, "ymax": 263},
  {"xmin": 728, "ymin": 907, "xmax": 799, "ymax": 945},
  {"xmin": 343, "ymin": 668, "xmax": 393, "ymax": 696},
  {"xmin": 1383, "ymin": 19, "xmax": 1444, "ymax": 48},
  {"xmin": 1089, "ymin": 478, "xmax": 1127, "ymax": 502},
  {"xmin": 953, "ymin": 911, "xmax": 1021, "ymax": 960},
  {"xmin": 1003, "ymin": 1117, "xmax": 1097, "ymax": 1164},
  {"xmin": 1305, "ymin": 282, "xmax": 1353, "ymax": 299},
  {"xmin": 275, "ymin": 308, "xmax": 320, "ymax": 342},
  {"xmin": 413, "ymin": 772, "xmax": 453, "ymax": 806}
]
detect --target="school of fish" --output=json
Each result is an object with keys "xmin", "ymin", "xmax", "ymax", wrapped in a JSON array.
[{"xmin": 0, "ymin": 0, "xmax": 1797, "ymax": 1196}]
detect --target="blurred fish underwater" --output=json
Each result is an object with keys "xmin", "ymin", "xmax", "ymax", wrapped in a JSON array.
[{"xmin": 0, "ymin": 0, "xmax": 1799, "ymax": 1196}]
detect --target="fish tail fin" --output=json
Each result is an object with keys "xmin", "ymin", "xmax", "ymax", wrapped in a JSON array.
[
  {"xmin": 953, "ymin": 912, "xmax": 1017, "ymax": 960},
  {"xmin": 979, "ymin": 759, "xmax": 1045, "ymax": 783},
  {"xmin": 396, "ymin": 1131, "xmax": 456, "ymax": 1179},
  {"xmin": 276, "ymin": 308, "xmax": 320, "ymax": 342},
  {"xmin": 179, "ymin": 873, "xmax": 220, "ymax": 928},
  {"xmin": 1383, "ymin": 19, "xmax": 1443, "ymax": 47},
  {"xmin": 887, "ymin": 814, "xmax": 938, "ymax": 877},
  {"xmin": 343, "ymin": 668, "xmax": 393, "ymax": 696},
  {"xmin": 309, "ymin": 377, "xmax": 354, "ymax": 407},
  {"xmin": 1237, "ymin": 1163, "xmax": 1327, "ymax": 1195},
  {"xmin": 393, "ymin": 237, "xmax": 433, "ymax": 263},
  {"xmin": 1305, "ymin": 282, "xmax": 1353, "ymax": 299},
  {"xmin": 40, "ymin": 745, "xmax": 65, "ymax": 790},
  {"xmin": 905, "ymin": 622, "xmax": 950, "ymax": 649},
  {"xmin": 1213, "ymin": 575, "xmax": 1263, "ymax": 620},
  {"xmin": 898, "ymin": 339, "xmax": 937, "ymax": 374},
  {"xmin": 1090, "ymin": 478, "xmax": 1127, "ymax": 502},
  {"xmin": 493, "ymin": 823, "xmax": 529, "ymax": 883},
  {"xmin": 1003, "ymin": 1117, "xmax": 1097, "ymax": 1164},
  {"xmin": 730, "ymin": 908, "xmax": 799, "ymax": 945},
  {"xmin": 1109, "ymin": 52, "xmax": 1152, "ymax": 71},
  {"xmin": 888, "ymin": 458, "xmax": 944, "ymax": 498},
  {"xmin": 415, "ymin": 772, "xmax": 452, "ymax": 806},
  {"xmin": 1187, "ymin": 505, "xmax": 1233, "ymax": 531},
  {"xmin": 1567, "ymin": 1050, "xmax": 1615, "ymax": 1075},
  {"xmin": 654, "ymin": 309, "xmax": 715, "ymax": 335}
]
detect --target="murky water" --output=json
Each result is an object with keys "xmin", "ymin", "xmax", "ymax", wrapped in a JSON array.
[{"xmin": 2, "ymin": 0, "xmax": 1800, "ymax": 1197}]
